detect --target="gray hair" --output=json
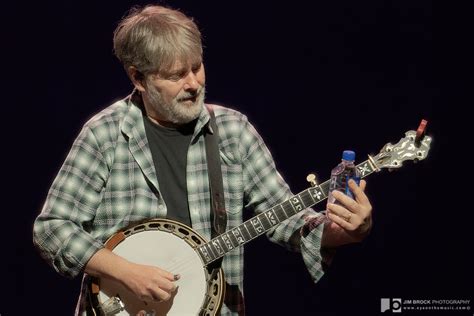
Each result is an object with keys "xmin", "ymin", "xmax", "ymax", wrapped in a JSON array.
[{"xmin": 113, "ymin": 5, "xmax": 203, "ymax": 76}]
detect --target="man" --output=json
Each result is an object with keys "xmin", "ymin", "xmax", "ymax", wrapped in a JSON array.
[{"xmin": 33, "ymin": 5, "xmax": 372, "ymax": 315}]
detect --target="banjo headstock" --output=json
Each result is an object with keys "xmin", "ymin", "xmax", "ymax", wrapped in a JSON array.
[{"xmin": 370, "ymin": 119, "xmax": 432, "ymax": 171}]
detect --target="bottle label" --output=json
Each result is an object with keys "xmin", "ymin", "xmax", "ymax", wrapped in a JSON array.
[{"xmin": 344, "ymin": 175, "xmax": 360, "ymax": 199}]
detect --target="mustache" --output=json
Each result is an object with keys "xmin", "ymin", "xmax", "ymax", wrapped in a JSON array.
[{"xmin": 177, "ymin": 88, "xmax": 204, "ymax": 101}]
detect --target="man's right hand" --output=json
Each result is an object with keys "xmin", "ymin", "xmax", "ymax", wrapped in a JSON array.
[
  {"xmin": 85, "ymin": 248, "xmax": 179, "ymax": 302},
  {"xmin": 120, "ymin": 261, "xmax": 179, "ymax": 302}
]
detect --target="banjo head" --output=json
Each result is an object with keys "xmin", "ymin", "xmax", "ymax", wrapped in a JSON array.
[{"xmin": 88, "ymin": 219, "xmax": 224, "ymax": 316}]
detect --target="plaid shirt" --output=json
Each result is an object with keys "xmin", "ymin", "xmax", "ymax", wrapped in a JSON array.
[{"xmin": 33, "ymin": 95, "xmax": 326, "ymax": 315}]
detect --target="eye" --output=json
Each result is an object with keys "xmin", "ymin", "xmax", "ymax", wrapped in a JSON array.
[
  {"xmin": 167, "ymin": 75, "xmax": 183, "ymax": 81},
  {"xmin": 191, "ymin": 63, "xmax": 202, "ymax": 73},
  {"xmin": 166, "ymin": 71, "xmax": 187, "ymax": 81}
]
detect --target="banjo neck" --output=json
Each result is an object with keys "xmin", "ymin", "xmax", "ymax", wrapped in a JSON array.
[
  {"xmin": 198, "ymin": 124, "xmax": 432, "ymax": 265},
  {"xmin": 197, "ymin": 159, "xmax": 378, "ymax": 266}
]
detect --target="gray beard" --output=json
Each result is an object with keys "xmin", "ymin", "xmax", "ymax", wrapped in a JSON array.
[{"xmin": 146, "ymin": 83, "xmax": 205, "ymax": 125}]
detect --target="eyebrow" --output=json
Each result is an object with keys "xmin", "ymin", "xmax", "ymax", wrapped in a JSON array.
[{"xmin": 160, "ymin": 61, "xmax": 201, "ymax": 77}]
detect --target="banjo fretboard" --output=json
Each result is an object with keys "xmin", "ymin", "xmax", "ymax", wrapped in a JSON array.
[{"xmin": 197, "ymin": 160, "xmax": 377, "ymax": 265}]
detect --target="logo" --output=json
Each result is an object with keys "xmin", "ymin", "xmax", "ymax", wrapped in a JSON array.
[{"xmin": 381, "ymin": 298, "xmax": 402, "ymax": 313}]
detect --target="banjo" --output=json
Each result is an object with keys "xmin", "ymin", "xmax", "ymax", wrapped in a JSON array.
[{"xmin": 87, "ymin": 121, "xmax": 432, "ymax": 315}]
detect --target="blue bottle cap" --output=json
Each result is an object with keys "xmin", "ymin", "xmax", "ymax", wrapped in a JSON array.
[{"xmin": 342, "ymin": 150, "xmax": 355, "ymax": 161}]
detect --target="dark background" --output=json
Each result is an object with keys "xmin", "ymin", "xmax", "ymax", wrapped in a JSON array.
[{"xmin": 3, "ymin": 1, "xmax": 472, "ymax": 315}]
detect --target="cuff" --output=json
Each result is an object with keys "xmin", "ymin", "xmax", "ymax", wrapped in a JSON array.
[{"xmin": 301, "ymin": 212, "xmax": 336, "ymax": 271}]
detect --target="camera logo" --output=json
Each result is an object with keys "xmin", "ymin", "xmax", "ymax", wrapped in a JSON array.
[{"xmin": 381, "ymin": 298, "xmax": 402, "ymax": 313}]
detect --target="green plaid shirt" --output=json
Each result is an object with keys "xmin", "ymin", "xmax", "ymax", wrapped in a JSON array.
[{"xmin": 33, "ymin": 95, "xmax": 326, "ymax": 315}]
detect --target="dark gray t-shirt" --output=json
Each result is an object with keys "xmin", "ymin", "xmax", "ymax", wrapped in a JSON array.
[{"xmin": 143, "ymin": 117, "xmax": 196, "ymax": 227}]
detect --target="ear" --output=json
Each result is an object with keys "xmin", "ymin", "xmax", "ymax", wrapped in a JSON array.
[{"xmin": 127, "ymin": 66, "xmax": 146, "ymax": 92}]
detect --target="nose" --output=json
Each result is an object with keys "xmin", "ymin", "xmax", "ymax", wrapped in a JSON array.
[{"xmin": 183, "ymin": 71, "xmax": 200, "ymax": 91}]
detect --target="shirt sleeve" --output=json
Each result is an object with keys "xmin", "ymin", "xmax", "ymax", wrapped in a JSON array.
[
  {"xmin": 239, "ymin": 117, "xmax": 326, "ymax": 283},
  {"xmin": 33, "ymin": 126, "xmax": 108, "ymax": 278}
]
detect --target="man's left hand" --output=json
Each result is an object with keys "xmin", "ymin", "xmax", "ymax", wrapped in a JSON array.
[{"xmin": 326, "ymin": 179, "xmax": 373, "ymax": 242}]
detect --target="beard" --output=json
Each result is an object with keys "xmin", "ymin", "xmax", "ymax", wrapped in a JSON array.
[{"xmin": 145, "ymin": 82, "xmax": 205, "ymax": 125}]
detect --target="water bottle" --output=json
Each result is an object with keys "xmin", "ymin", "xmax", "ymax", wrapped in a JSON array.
[{"xmin": 327, "ymin": 150, "xmax": 360, "ymax": 208}]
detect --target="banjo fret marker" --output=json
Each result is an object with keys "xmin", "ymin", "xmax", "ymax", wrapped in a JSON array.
[
  {"xmin": 308, "ymin": 186, "xmax": 325, "ymax": 202},
  {"xmin": 198, "ymin": 246, "xmax": 212, "ymax": 262},
  {"xmin": 357, "ymin": 161, "xmax": 373, "ymax": 177},
  {"xmin": 211, "ymin": 239, "xmax": 224, "ymax": 255},
  {"xmin": 289, "ymin": 195, "xmax": 304, "ymax": 212},
  {"xmin": 232, "ymin": 228, "xmax": 245, "ymax": 244},
  {"xmin": 265, "ymin": 210, "xmax": 278, "ymax": 225},
  {"xmin": 251, "ymin": 217, "xmax": 264, "ymax": 234},
  {"xmin": 227, "ymin": 230, "xmax": 239, "ymax": 247},
  {"xmin": 221, "ymin": 233, "xmax": 234, "ymax": 250}
]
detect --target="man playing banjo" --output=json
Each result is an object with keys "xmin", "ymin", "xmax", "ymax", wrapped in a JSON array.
[{"xmin": 33, "ymin": 5, "xmax": 373, "ymax": 315}]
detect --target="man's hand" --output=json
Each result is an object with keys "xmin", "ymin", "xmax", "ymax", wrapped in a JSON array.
[
  {"xmin": 322, "ymin": 179, "xmax": 373, "ymax": 246},
  {"xmin": 86, "ymin": 248, "xmax": 179, "ymax": 303},
  {"xmin": 121, "ymin": 261, "xmax": 179, "ymax": 302}
]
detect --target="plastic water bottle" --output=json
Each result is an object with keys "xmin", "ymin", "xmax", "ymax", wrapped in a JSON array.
[{"xmin": 327, "ymin": 150, "xmax": 360, "ymax": 208}]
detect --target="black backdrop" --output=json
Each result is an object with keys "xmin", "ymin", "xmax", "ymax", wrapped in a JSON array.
[{"xmin": 3, "ymin": 1, "xmax": 472, "ymax": 315}]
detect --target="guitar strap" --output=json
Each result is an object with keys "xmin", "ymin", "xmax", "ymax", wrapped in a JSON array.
[{"xmin": 204, "ymin": 104, "xmax": 227, "ymax": 239}]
